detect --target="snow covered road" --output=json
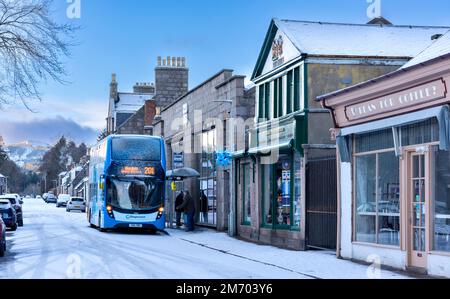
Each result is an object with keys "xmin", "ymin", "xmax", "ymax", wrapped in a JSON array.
[{"xmin": 0, "ymin": 198, "xmax": 412, "ymax": 279}]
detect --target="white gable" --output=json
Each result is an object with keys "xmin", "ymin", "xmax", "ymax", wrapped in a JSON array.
[{"xmin": 261, "ymin": 29, "xmax": 301, "ymax": 75}]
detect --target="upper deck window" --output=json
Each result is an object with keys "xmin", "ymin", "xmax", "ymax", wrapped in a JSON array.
[{"xmin": 112, "ymin": 137, "xmax": 161, "ymax": 161}]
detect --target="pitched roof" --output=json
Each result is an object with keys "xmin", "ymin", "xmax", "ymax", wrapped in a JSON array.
[
  {"xmin": 115, "ymin": 92, "xmax": 154, "ymax": 113},
  {"xmin": 401, "ymin": 30, "xmax": 450, "ymax": 69},
  {"xmin": 252, "ymin": 19, "xmax": 450, "ymax": 79},
  {"xmin": 275, "ymin": 19, "xmax": 449, "ymax": 58},
  {"xmin": 317, "ymin": 30, "xmax": 450, "ymax": 102}
]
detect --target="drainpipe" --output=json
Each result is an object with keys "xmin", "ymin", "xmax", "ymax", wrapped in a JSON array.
[
  {"xmin": 228, "ymin": 161, "xmax": 236, "ymax": 237},
  {"xmin": 320, "ymin": 97, "xmax": 341, "ymax": 258},
  {"xmin": 335, "ymin": 140, "xmax": 342, "ymax": 258}
]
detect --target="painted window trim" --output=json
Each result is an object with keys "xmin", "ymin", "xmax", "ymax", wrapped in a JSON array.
[
  {"xmin": 260, "ymin": 149, "xmax": 298, "ymax": 230},
  {"xmin": 242, "ymin": 163, "xmax": 251, "ymax": 226},
  {"xmin": 352, "ymin": 142, "xmax": 401, "ymax": 248}
]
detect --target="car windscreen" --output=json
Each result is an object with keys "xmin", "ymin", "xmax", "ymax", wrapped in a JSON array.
[
  {"xmin": 0, "ymin": 202, "xmax": 10, "ymax": 209},
  {"xmin": 111, "ymin": 137, "xmax": 161, "ymax": 161},
  {"xmin": 1, "ymin": 198, "xmax": 16, "ymax": 205}
]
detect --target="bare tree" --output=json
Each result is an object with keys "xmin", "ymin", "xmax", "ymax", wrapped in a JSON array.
[{"xmin": 0, "ymin": 0, "xmax": 77, "ymax": 108}]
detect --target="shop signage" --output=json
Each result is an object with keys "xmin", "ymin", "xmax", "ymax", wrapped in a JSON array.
[
  {"xmin": 345, "ymin": 79, "xmax": 447, "ymax": 121},
  {"xmin": 272, "ymin": 35, "xmax": 284, "ymax": 69},
  {"xmin": 257, "ymin": 122, "xmax": 295, "ymax": 147},
  {"xmin": 173, "ymin": 152, "xmax": 184, "ymax": 169}
]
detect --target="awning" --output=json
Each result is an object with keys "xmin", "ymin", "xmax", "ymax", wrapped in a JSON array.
[{"xmin": 337, "ymin": 105, "xmax": 450, "ymax": 162}]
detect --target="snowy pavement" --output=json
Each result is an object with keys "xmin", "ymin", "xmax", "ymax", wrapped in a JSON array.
[{"xmin": 0, "ymin": 198, "xmax": 412, "ymax": 279}]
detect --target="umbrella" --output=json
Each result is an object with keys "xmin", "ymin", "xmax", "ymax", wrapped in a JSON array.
[{"xmin": 166, "ymin": 167, "xmax": 200, "ymax": 180}]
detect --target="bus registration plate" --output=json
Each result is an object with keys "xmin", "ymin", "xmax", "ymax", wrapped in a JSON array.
[{"xmin": 129, "ymin": 224, "xmax": 143, "ymax": 228}]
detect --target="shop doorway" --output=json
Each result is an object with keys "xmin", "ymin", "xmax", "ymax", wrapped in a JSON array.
[
  {"xmin": 406, "ymin": 150, "xmax": 430, "ymax": 269},
  {"xmin": 305, "ymin": 157, "xmax": 337, "ymax": 250}
]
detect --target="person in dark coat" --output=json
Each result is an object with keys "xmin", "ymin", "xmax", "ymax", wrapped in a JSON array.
[
  {"xmin": 177, "ymin": 190, "xmax": 195, "ymax": 232},
  {"xmin": 200, "ymin": 190, "xmax": 208, "ymax": 223},
  {"xmin": 175, "ymin": 191, "xmax": 184, "ymax": 227}
]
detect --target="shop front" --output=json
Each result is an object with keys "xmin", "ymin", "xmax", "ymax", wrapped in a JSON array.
[{"xmin": 319, "ymin": 33, "xmax": 450, "ymax": 277}]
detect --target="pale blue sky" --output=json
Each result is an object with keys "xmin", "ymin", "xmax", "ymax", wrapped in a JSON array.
[{"xmin": 2, "ymin": 0, "xmax": 450, "ymax": 144}]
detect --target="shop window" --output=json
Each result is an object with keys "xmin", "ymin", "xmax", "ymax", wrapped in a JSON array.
[
  {"xmin": 262, "ymin": 164, "xmax": 273, "ymax": 225},
  {"xmin": 401, "ymin": 118, "xmax": 439, "ymax": 147},
  {"xmin": 355, "ymin": 145, "xmax": 400, "ymax": 245},
  {"xmin": 433, "ymin": 148, "xmax": 450, "ymax": 252},
  {"xmin": 199, "ymin": 129, "xmax": 217, "ymax": 226},
  {"xmin": 293, "ymin": 153, "xmax": 302, "ymax": 227},
  {"xmin": 261, "ymin": 150, "xmax": 299, "ymax": 229},
  {"xmin": 355, "ymin": 128, "xmax": 394, "ymax": 153},
  {"xmin": 242, "ymin": 164, "xmax": 251, "ymax": 225},
  {"xmin": 275, "ymin": 153, "xmax": 292, "ymax": 226}
]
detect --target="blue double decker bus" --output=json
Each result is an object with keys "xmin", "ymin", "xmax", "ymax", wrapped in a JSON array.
[{"xmin": 88, "ymin": 135, "xmax": 166, "ymax": 232}]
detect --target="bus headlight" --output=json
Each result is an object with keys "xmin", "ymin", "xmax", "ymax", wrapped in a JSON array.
[
  {"xmin": 106, "ymin": 205, "xmax": 115, "ymax": 219},
  {"xmin": 157, "ymin": 207, "xmax": 164, "ymax": 220}
]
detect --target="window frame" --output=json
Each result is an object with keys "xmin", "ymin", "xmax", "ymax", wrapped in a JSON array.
[
  {"xmin": 352, "ymin": 136, "xmax": 401, "ymax": 248},
  {"xmin": 260, "ymin": 150, "xmax": 298, "ymax": 230},
  {"xmin": 242, "ymin": 163, "xmax": 252, "ymax": 226}
]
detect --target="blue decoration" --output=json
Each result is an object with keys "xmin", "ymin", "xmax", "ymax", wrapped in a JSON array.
[{"xmin": 216, "ymin": 150, "xmax": 232, "ymax": 167}]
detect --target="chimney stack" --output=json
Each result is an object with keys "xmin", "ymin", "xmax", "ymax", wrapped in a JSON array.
[{"xmin": 157, "ymin": 56, "xmax": 162, "ymax": 66}]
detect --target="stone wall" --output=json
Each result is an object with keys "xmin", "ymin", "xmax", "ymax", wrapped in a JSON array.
[
  {"xmin": 116, "ymin": 106, "xmax": 145, "ymax": 135},
  {"xmin": 154, "ymin": 67, "xmax": 189, "ymax": 108}
]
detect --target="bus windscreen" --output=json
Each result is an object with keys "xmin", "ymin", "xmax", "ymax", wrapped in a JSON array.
[
  {"xmin": 107, "ymin": 178, "xmax": 163, "ymax": 211},
  {"xmin": 111, "ymin": 137, "xmax": 161, "ymax": 161}
]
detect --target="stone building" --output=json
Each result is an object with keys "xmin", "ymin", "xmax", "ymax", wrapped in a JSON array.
[
  {"xmin": 232, "ymin": 18, "xmax": 450, "ymax": 251},
  {"xmin": 105, "ymin": 56, "xmax": 188, "ymax": 137},
  {"xmin": 153, "ymin": 69, "xmax": 255, "ymax": 231}
]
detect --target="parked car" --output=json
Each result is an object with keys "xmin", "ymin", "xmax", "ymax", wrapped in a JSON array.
[
  {"xmin": 0, "ymin": 216, "xmax": 6, "ymax": 257},
  {"xmin": 1, "ymin": 195, "xmax": 23, "ymax": 227},
  {"xmin": 46, "ymin": 194, "xmax": 57, "ymax": 204},
  {"xmin": 36, "ymin": 195, "xmax": 42, "ymax": 200},
  {"xmin": 0, "ymin": 200, "xmax": 17, "ymax": 231},
  {"xmin": 57, "ymin": 194, "xmax": 71, "ymax": 208},
  {"xmin": 66, "ymin": 197, "xmax": 86, "ymax": 213},
  {"xmin": 42, "ymin": 193, "xmax": 49, "ymax": 202}
]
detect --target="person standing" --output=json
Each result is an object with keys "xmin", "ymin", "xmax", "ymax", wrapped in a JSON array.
[
  {"xmin": 175, "ymin": 191, "xmax": 184, "ymax": 227},
  {"xmin": 200, "ymin": 190, "xmax": 208, "ymax": 223},
  {"xmin": 177, "ymin": 190, "xmax": 195, "ymax": 232}
]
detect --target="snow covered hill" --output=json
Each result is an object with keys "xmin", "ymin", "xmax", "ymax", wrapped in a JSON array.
[{"xmin": 5, "ymin": 141, "xmax": 49, "ymax": 171}]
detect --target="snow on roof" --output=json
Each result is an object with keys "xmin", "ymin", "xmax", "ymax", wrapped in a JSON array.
[
  {"xmin": 275, "ymin": 19, "xmax": 450, "ymax": 58},
  {"xmin": 0, "ymin": 173, "xmax": 5, "ymax": 178},
  {"xmin": 401, "ymin": 30, "xmax": 450, "ymax": 69},
  {"xmin": 115, "ymin": 92, "xmax": 154, "ymax": 112},
  {"xmin": 317, "ymin": 29, "xmax": 450, "ymax": 102}
]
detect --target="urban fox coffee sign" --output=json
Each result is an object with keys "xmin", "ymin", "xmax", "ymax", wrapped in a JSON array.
[{"xmin": 344, "ymin": 79, "xmax": 447, "ymax": 121}]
